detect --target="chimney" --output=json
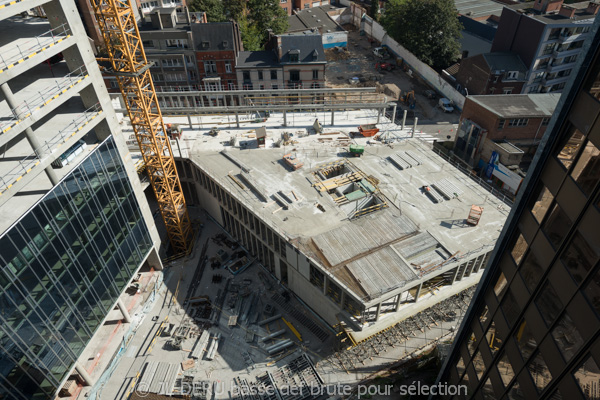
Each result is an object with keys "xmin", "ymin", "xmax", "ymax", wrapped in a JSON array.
[
  {"xmin": 277, "ymin": 36, "xmax": 282, "ymax": 60},
  {"xmin": 559, "ymin": 4, "xmax": 576, "ymax": 17},
  {"xmin": 587, "ymin": 1, "xmax": 600, "ymax": 14}
]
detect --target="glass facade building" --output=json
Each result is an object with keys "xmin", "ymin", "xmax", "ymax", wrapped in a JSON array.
[
  {"xmin": 0, "ymin": 137, "xmax": 153, "ymax": 399},
  {"xmin": 437, "ymin": 17, "xmax": 600, "ymax": 400}
]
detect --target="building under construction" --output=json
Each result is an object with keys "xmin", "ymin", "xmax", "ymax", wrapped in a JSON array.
[{"xmin": 173, "ymin": 115, "xmax": 510, "ymax": 344}]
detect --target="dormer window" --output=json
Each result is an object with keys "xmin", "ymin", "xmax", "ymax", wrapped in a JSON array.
[
  {"xmin": 289, "ymin": 49, "xmax": 300, "ymax": 62},
  {"xmin": 312, "ymin": 49, "xmax": 319, "ymax": 60},
  {"xmin": 201, "ymin": 41, "xmax": 209, "ymax": 48},
  {"xmin": 507, "ymin": 71, "xmax": 519, "ymax": 80},
  {"xmin": 223, "ymin": 41, "xmax": 229, "ymax": 47}
]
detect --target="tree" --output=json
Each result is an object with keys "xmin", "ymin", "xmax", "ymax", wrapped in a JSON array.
[
  {"xmin": 188, "ymin": 0, "xmax": 226, "ymax": 22},
  {"xmin": 369, "ymin": 0, "xmax": 380, "ymax": 21},
  {"xmin": 239, "ymin": 13, "xmax": 263, "ymax": 51},
  {"xmin": 224, "ymin": 0, "xmax": 246, "ymax": 21},
  {"xmin": 247, "ymin": 0, "xmax": 289, "ymax": 47},
  {"xmin": 381, "ymin": 0, "xmax": 462, "ymax": 68}
]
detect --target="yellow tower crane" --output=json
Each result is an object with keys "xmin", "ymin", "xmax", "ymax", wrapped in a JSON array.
[{"xmin": 90, "ymin": 0, "xmax": 192, "ymax": 255}]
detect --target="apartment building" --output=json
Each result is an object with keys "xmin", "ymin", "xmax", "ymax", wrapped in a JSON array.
[
  {"xmin": 0, "ymin": 0, "xmax": 162, "ymax": 397},
  {"xmin": 492, "ymin": 0, "xmax": 597, "ymax": 94},
  {"xmin": 438, "ymin": 16, "xmax": 600, "ymax": 400},
  {"xmin": 191, "ymin": 22, "xmax": 242, "ymax": 92},
  {"xmin": 454, "ymin": 53, "xmax": 528, "ymax": 95},
  {"xmin": 454, "ymin": 94, "xmax": 560, "ymax": 175}
]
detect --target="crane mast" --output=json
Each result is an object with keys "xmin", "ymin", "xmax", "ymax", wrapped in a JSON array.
[{"xmin": 90, "ymin": 0, "xmax": 192, "ymax": 255}]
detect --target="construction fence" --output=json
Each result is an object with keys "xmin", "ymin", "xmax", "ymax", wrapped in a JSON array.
[{"xmin": 348, "ymin": 3, "xmax": 466, "ymax": 109}]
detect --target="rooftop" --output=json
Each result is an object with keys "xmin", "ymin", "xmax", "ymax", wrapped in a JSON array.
[
  {"xmin": 184, "ymin": 112, "xmax": 508, "ymax": 302},
  {"xmin": 191, "ymin": 22, "xmax": 236, "ymax": 51},
  {"xmin": 278, "ymin": 33, "xmax": 326, "ymax": 63},
  {"xmin": 468, "ymin": 93, "xmax": 561, "ymax": 118},
  {"xmin": 287, "ymin": 7, "xmax": 345, "ymax": 33},
  {"xmin": 483, "ymin": 52, "xmax": 528, "ymax": 73},
  {"xmin": 454, "ymin": 0, "xmax": 505, "ymax": 19},
  {"xmin": 236, "ymin": 50, "xmax": 280, "ymax": 68},
  {"xmin": 506, "ymin": 1, "xmax": 598, "ymax": 23}
]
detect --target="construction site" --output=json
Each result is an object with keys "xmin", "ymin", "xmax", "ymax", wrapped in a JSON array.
[
  {"xmin": 0, "ymin": 0, "xmax": 510, "ymax": 397},
  {"xmin": 71, "ymin": 107, "xmax": 510, "ymax": 399}
]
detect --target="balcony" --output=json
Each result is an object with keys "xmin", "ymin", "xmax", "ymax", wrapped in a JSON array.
[
  {"xmin": 547, "ymin": 60, "xmax": 576, "ymax": 73},
  {"xmin": 558, "ymin": 32, "xmax": 587, "ymax": 44},
  {"xmin": 553, "ymin": 46, "xmax": 583, "ymax": 59}
]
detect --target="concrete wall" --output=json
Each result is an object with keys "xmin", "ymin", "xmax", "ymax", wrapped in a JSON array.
[{"xmin": 351, "ymin": 4, "xmax": 466, "ymax": 108}]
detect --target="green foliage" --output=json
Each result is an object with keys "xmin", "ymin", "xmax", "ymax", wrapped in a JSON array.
[
  {"xmin": 225, "ymin": 0, "xmax": 246, "ymax": 21},
  {"xmin": 239, "ymin": 13, "xmax": 263, "ymax": 51},
  {"xmin": 188, "ymin": 0, "xmax": 226, "ymax": 22},
  {"xmin": 381, "ymin": 0, "xmax": 462, "ymax": 68},
  {"xmin": 370, "ymin": 0, "xmax": 380, "ymax": 21},
  {"xmin": 247, "ymin": 0, "xmax": 289, "ymax": 46}
]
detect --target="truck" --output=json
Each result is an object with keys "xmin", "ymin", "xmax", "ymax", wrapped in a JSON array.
[{"xmin": 358, "ymin": 124, "xmax": 379, "ymax": 137}]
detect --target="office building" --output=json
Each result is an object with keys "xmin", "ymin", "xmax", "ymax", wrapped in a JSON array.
[
  {"xmin": 0, "ymin": 0, "xmax": 162, "ymax": 397},
  {"xmin": 437, "ymin": 17, "xmax": 600, "ymax": 400}
]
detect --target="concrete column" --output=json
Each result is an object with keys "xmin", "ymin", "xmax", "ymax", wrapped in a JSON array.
[
  {"xmin": 187, "ymin": 114, "xmax": 192, "ymax": 129},
  {"xmin": 235, "ymin": 111, "xmax": 239, "ymax": 128},
  {"xmin": 412, "ymin": 117, "xmax": 418, "ymax": 138},
  {"xmin": 1, "ymin": 83, "xmax": 59, "ymax": 185},
  {"xmin": 391, "ymin": 104, "xmax": 397, "ymax": 124},
  {"xmin": 74, "ymin": 362, "xmax": 94, "ymax": 386},
  {"xmin": 414, "ymin": 283, "xmax": 423, "ymax": 302},
  {"xmin": 451, "ymin": 266, "xmax": 461, "ymax": 284},
  {"xmin": 116, "ymin": 298, "xmax": 132, "ymax": 323},
  {"xmin": 395, "ymin": 293, "xmax": 402, "ymax": 310},
  {"xmin": 457, "ymin": 262, "xmax": 467, "ymax": 282},
  {"xmin": 375, "ymin": 303, "xmax": 382, "ymax": 321},
  {"xmin": 283, "ymin": 110, "xmax": 287, "ymax": 126},
  {"xmin": 401, "ymin": 110, "xmax": 407, "ymax": 130},
  {"xmin": 376, "ymin": 108, "xmax": 381, "ymax": 124},
  {"xmin": 331, "ymin": 109, "xmax": 334, "ymax": 126}
]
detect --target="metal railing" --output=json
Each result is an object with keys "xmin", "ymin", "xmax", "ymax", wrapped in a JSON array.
[
  {"xmin": 0, "ymin": 103, "xmax": 102, "ymax": 193},
  {"xmin": 432, "ymin": 147, "xmax": 515, "ymax": 207},
  {"xmin": 0, "ymin": 66, "xmax": 88, "ymax": 134},
  {"xmin": 0, "ymin": 23, "xmax": 71, "ymax": 71}
]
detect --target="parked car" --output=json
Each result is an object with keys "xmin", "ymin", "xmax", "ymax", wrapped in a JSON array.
[
  {"xmin": 373, "ymin": 47, "xmax": 390, "ymax": 59},
  {"xmin": 438, "ymin": 98, "xmax": 454, "ymax": 113}
]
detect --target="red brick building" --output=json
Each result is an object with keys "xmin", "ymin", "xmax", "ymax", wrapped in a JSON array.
[
  {"xmin": 453, "ymin": 94, "xmax": 560, "ymax": 173},
  {"xmin": 191, "ymin": 22, "xmax": 243, "ymax": 91},
  {"xmin": 455, "ymin": 53, "xmax": 528, "ymax": 95}
]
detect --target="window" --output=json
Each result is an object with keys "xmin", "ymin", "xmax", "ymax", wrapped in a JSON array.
[
  {"xmin": 528, "ymin": 353, "xmax": 552, "ymax": 392},
  {"xmin": 514, "ymin": 320, "xmax": 536, "ymax": 361},
  {"xmin": 243, "ymin": 71, "xmax": 250, "ymax": 82},
  {"xmin": 571, "ymin": 139, "xmax": 600, "ymax": 196},
  {"xmin": 142, "ymin": 40, "xmax": 154, "ymax": 48},
  {"xmin": 289, "ymin": 52, "xmax": 299, "ymax": 62},
  {"xmin": 110, "ymin": 81, "xmax": 119, "ymax": 89},
  {"xmin": 224, "ymin": 61, "xmax": 232, "ymax": 73},
  {"xmin": 204, "ymin": 60, "xmax": 217, "ymax": 74},
  {"xmin": 510, "ymin": 232, "xmax": 527, "ymax": 264},
  {"xmin": 312, "ymin": 70, "xmax": 319, "ymax": 80},
  {"xmin": 290, "ymin": 70, "xmax": 300, "ymax": 81},
  {"xmin": 503, "ymin": 88, "xmax": 513, "ymax": 94},
  {"xmin": 272, "ymin": 84, "xmax": 278, "ymax": 90},
  {"xmin": 556, "ymin": 126, "xmax": 585, "ymax": 170},
  {"xmin": 542, "ymin": 203, "xmax": 572, "ymax": 249},
  {"xmin": 551, "ymin": 312, "xmax": 583, "ymax": 361},
  {"xmin": 304, "ymin": 3, "xmax": 309, "ymax": 8},
  {"xmin": 541, "ymin": 117, "xmax": 550, "ymax": 126},
  {"xmin": 501, "ymin": 289, "xmax": 520, "ymax": 327},
  {"xmin": 498, "ymin": 119, "xmax": 505, "ymax": 130},
  {"xmin": 561, "ymin": 231, "xmax": 599, "ymax": 284},
  {"xmin": 535, "ymin": 281, "xmax": 563, "ymax": 325},
  {"xmin": 271, "ymin": 70, "xmax": 277, "ymax": 80},
  {"xmin": 188, "ymin": 70, "xmax": 197, "ymax": 81},
  {"xmin": 280, "ymin": 0, "xmax": 286, "ymax": 2},
  {"xmin": 520, "ymin": 251, "xmax": 544, "ymax": 293},
  {"xmin": 529, "ymin": 183, "xmax": 554, "ymax": 223},
  {"xmin": 309, "ymin": 265, "xmax": 324, "ymax": 289},
  {"xmin": 152, "ymin": 73, "xmax": 164, "ymax": 81},
  {"xmin": 506, "ymin": 71, "xmax": 518, "ymax": 79},
  {"xmin": 508, "ymin": 118, "xmax": 528, "ymax": 127},
  {"xmin": 494, "ymin": 272, "xmax": 508, "ymax": 300},
  {"xmin": 258, "ymin": 70, "xmax": 263, "ymax": 80},
  {"xmin": 574, "ymin": 356, "xmax": 600, "ymax": 398},
  {"xmin": 259, "ymin": 84, "xmax": 264, "ymax": 90},
  {"xmin": 165, "ymin": 39, "xmax": 187, "ymax": 48},
  {"xmin": 283, "ymin": 7, "xmax": 287, "ymax": 11},
  {"xmin": 228, "ymin": 80, "xmax": 235, "ymax": 90},
  {"xmin": 542, "ymin": 43, "xmax": 555, "ymax": 55}
]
